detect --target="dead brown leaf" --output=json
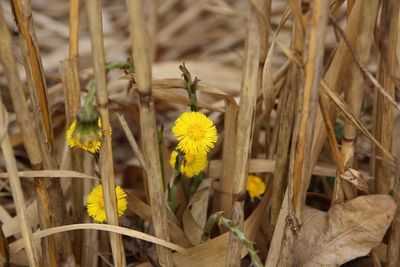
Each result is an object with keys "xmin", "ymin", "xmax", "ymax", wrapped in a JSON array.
[
  {"xmin": 183, "ymin": 182, "xmax": 212, "ymax": 245},
  {"xmin": 339, "ymin": 168, "xmax": 370, "ymax": 193},
  {"xmin": 294, "ymin": 195, "xmax": 396, "ymax": 266}
]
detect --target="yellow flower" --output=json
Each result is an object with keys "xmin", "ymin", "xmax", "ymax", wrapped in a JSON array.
[
  {"xmin": 246, "ymin": 175, "xmax": 266, "ymax": 200},
  {"xmin": 170, "ymin": 150, "xmax": 207, "ymax": 178},
  {"xmin": 172, "ymin": 112, "xmax": 217, "ymax": 155},
  {"xmin": 66, "ymin": 117, "xmax": 110, "ymax": 153},
  {"xmin": 86, "ymin": 184, "xmax": 127, "ymax": 223}
]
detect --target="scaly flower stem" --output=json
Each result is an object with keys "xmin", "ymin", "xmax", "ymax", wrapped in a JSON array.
[
  {"xmin": 80, "ymin": 60, "xmax": 135, "ymax": 121},
  {"xmin": 157, "ymin": 126, "xmax": 165, "ymax": 185},
  {"xmin": 189, "ymin": 173, "xmax": 203, "ymax": 196},
  {"xmin": 203, "ymin": 212, "xmax": 263, "ymax": 267},
  {"xmin": 179, "ymin": 63, "xmax": 199, "ymax": 112},
  {"xmin": 105, "ymin": 59, "xmax": 134, "ymax": 73},
  {"xmin": 168, "ymin": 151, "xmax": 185, "ymax": 212},
  {"xmin": 81, "ymin": 81, "xmax": 97, "ymax": 121}
]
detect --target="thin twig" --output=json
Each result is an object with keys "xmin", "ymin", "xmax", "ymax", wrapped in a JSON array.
[
  {"xmin": 115, "ymin": 113, "xmax": 147, "ymax": 171},
  {"xmin": 319, "ymin": 93, "xmax": 345, "ymax": 204},
  {"xmin": 320, "ymin": 80, "xmax": 395, "ymax": 163},
  {"xmin": 329, "ymin": 14, "xmax": 400, "ymax": 112}
]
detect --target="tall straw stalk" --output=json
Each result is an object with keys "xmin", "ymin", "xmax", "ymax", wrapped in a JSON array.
[
  {"xmin": 126, "ymin": 0, "xmax": 172, "ymax": 266},
  {"xmin": 86, "ymin": 0, "xmax": 127, "ymax": 266}
]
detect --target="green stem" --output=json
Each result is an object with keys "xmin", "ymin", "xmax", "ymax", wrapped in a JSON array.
[
  {"xmin": 203, "ymin": 212, "xmax": 263, "ymax": 267},
  {"xmin": 189, "ymin": 173, "xmax": 203, "ymax": 196},
  {"xmin": 79, "ymin": 81, "xmax": 97, "ymax": 121},
  {"xmin": 79, "ymin": 60, "xmax": 135, "ymax": 122},
  {"xmin": 168, "ymin": 170, "xmax": 181, "ymax": 212},
  {"xmin": 157, "ymin": 126, "xmax": 165, "ymax": 186},
  {"xmin": 106, "ymin": 58, "xmax": 135, "ymax": 73},
  {"xmin": 179, "ymin": 63, "xmax": 199, "ymax": 111},
  {"xmin": 168, "ymin": 151, "xmax": 185, "ymax": 212}
]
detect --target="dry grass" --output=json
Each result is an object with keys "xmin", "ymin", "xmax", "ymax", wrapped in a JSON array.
[{"xmin": 0, "ymin": 0, "xmax": 399, "ymax": 266}]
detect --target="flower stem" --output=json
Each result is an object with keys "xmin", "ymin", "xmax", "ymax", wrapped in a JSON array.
[
  {"xmin": 157, "ymin": 126, "xmax": 165, "ymax": 185},
  {"xmin": 80, "ymin": 81, "xmax": 97, "ymax": 122},
  {"xmin": 168, "ymin": 151, "xmax": 185, "ymax": 212},
  {"xmin": 80, "ymin": 60, "xmax": 135, "ymax": 122},
  {"xmin": 203, "ymin": 212, "xmax": 263, "ymax": 267},
  {"xmin": 179, "ymin": 63, "xmax": 199, "ymax": 112},
  {"xmin": 105, "ymin": 59, "xmax": 134, "ymax": 73},
  {"xmin": 189, "ymin": 173, "xmax": 203, "ymax": 196}
]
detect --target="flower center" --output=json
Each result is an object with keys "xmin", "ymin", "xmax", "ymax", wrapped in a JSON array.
[
  {"xmin": 98, "ymin": 197, "xmax": 104, "ymax": 209},
  {"xmin": 188, "ymin": 123, "xmax": 205, "ymax": 140},
  {"xmin": 248, "ymin": 181, "xmax": 257, "ymax": 192},
  {"xmin": 185, "ymin": 154, "xmax": 195, "ymax": 164}
]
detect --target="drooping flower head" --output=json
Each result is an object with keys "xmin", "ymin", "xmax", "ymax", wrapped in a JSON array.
[
  {"xmin": 172, "ymin": 111, "xmax": 217, "ymax": 155},
  {"xmin": 246, "ymin": 175, "xmax": 266, "ymax": 200},
  {"xmin": 86, "ymin": 184, "xmax": 127, "ymax": 223},
  {"xmin": 170, "ymin": 150, "xmax": 207, "ymax": 178},
  {"xmin": 66, "ymin": 115, "xmax": 102, "ymax": 153},
  {"xmin": 66, "ymin": 108, "xmax": 112, "ymax": 153}
]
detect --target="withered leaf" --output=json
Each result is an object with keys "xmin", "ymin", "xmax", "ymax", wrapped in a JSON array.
[
  {"xmin": 294, "ymin": 195, "xmax": 396, "ymax": 266},
  {"xmin": 183, "ymin": 181, "xmax": 211, "ymax": 246},
  {"xmin": 340, "ymin": 168, "xmax": 369, "ymax": 193}
]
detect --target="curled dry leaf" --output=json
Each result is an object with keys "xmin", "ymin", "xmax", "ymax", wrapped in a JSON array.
[
  {"xmin": 340, "ymin": 168, "xmax": 369, "ymax": 193},
  {"xmin": 294, "ymin": 195, "xmax": 396, "ymax": 266},
  {"xmin": 183, "ymin": 181, "xmax": 211, "ymax": 246}
]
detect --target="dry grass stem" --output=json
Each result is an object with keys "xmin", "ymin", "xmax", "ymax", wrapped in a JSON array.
[
  {"xmin": 374, "ymin": 0, "xmax": 399, "ymax": 194},
  {"xmin": 321, "ymin": 81, "xmax": 395, "ymax": 163},
  {"xmin": 267, "ymin": 63, "xmax": 298, "ymax": 244},
  {"xmin": 86, "ymin": 0, "xmax": 126, "ymax": 266},
  {"xmin": 126, "ymin": 0, "xmax": 172, "ymax": 265},
  {"xmin": 1, "ymin": 1, "xmax": 73, "ymax": 265},
  {"xmin": 319, "ymin": 93, "xmax": 345, "ymax": 204},
  {"xmin": 228, "ymin": 1, "xmax": 261, "ymax": 265},
  {"xmin": 11, "ymin": 0, "xmax": 54, "ymax": 148},
  {"xmin": 68, "ymin": 0, "xmax": 79, "ymax": 59},
  {"xmin": 280, "ymin": 1, "xmax": 329, "ymax": 265},
  {"xmin": 115, "ymin": 113, "xmax": 147, "ymax": 170},
  {"xmin": 218, "ymin": 100, "xmax": 238, "ymax": 218},
  {"xmin": 0, "ymin": 97, "xmax": 38, "ymax": 266},
  {"xmin": 387, "ymin": 115, "xmax": 400, "ymax": 266},
  {"xmin": 1, "ymin": 1, "xmax": 399, "ymax": 266},
  {"xmin": 59, "ymin": 57, "xmax": 84, "ymax": 264},
  {"xmin": 310, "ymin": 0, "xmax": 380, "ymax": 171}
]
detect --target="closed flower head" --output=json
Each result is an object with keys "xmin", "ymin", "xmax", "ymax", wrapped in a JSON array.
[
  {"xmin": 66, "ymin": 108, "xmax": 112, "ymax": 153},
  {"xmin": 87, "ymin": 184, "xmax": 127, "ymax": 223},
  {"xmin": 170, "ymin": 150, "xmax": 207, "ymax": 178},
  {"xmin": 246, "ymin": 175, "xmax": 266, "ymax": 200},
  {"xmin": 172, "ymin": 111, "xmax": 217, "ymax": 155}
]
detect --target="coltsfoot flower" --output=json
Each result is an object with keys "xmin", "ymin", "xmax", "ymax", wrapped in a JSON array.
[
  {"xmin": 172, "ymin": 111, "xmax": 217, "ymax": 155},
  {"xmin": 66, "ymin": 110, "xmax": 111, "ymax": 153},
  {"xmin": 246, "ymin": 175, "xmax": 266, "ymax": 200},
  {"xmin": 86, "ymin": 184, "xmax": 127, "ymax": 223},
  {"xmin": 170, "ymin": 150, "xmax": 207, "ymax": 178}
]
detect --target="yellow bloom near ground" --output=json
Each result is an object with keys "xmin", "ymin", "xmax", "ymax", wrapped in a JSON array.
[
  {"xmin": 246, "ymin": 175, "xmax": 266, "ymax": 200},
  {"xmin": 172, "ymin": 111, "xmax": 217, "ymax": 155},
  {"xmin": 86, "ymin": 184, "xmax": 127, "ymax": 223},
  {"xmin": 66, "ymin": 118, "xmax": 112, "ymax": 153},
  {"xmin": 170, "ymin": 150, "xmax": 207, "ymax": 178}
]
